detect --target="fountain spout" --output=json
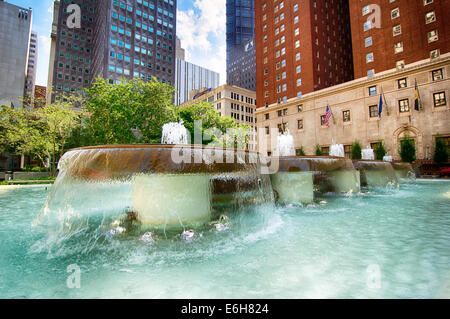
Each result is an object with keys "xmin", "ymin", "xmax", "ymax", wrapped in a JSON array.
[
  {"xmin": 161, "ymin": 120, "xmax": 189, "ymax": 145},
  {"xmin": 277, "ymin": 129, "xmax": 296, "ymax": 157}
]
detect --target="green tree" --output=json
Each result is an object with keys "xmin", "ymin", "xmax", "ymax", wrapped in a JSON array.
[
  {"xmin": 374, "ymin": 142, "xmax": 387, "ymax": 161},
  {"xmin": 0, "ymin": 106, "xmax": 52, "ymax": 168},
  {"xmin": 315, "ymin": 145, "xmax": 323, "ymax": 156},
  {"xmin": 400, "ymin": 136, "xmax": 416, "ymax": 163},
  {"xmin": 434, "ymin": 136, "xmax": 449, "ymax": 164},
  {"xmin": 296, "ymin": 147, "xmax": 306, "ymax": 156},
  {"xmin": 351, "ymin": 141, "xmax": 362, "ymax": 160},
  {"xmin": 84, "ymin": 77, "xmax": 177, "ymax": 145},
  {"xmin": 178, "ymin": 101, "xmax": 250, "ymax": 148},
  {"xmin": 36, "ymin": 98, "xmax": 81, "ymax": 175}
]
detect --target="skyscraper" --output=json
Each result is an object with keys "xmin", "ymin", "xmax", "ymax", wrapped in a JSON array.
[
  {"xmin": 255, "ymin": 0, "xmax": 354, "ymax": 108},
  {"xmin": 25, "ymin": 31, "xmax": 38, "ymax": 103},
  {"xmin": 174, "ymin": 38, "xmax": 220, "ymax": 105},
  {"xmin": 48, "ymin": 0, "xmax": 177, "ymax": 102},
  {"xmin": 349, "ymin": 0, "xmax": 450, "ymax": 79},
  {"xmin": 0, "ymin": 0, "xmax": 32, "ymax": 108},
  {"xmin": 226, "ymin": 0, "xmax": 256, "ymax": 91}
]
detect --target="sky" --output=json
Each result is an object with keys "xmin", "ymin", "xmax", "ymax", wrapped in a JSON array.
[{"xmin": 8, "ymin": 0, "xmax": 227, "ymax": 86}]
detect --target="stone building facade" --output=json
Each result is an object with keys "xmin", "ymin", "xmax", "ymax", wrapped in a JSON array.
[
  {"xmin": 256, "ymin": 55, "xmax": 450, "ymax": 161},
  {"xmin": 180, "ymin": 85, "xmax": 258, "ymax": 151}
]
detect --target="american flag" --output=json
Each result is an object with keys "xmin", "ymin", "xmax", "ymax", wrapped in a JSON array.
[{"xmin": 324, "ymin": 105, "xmax": 332, "ymax": 127}]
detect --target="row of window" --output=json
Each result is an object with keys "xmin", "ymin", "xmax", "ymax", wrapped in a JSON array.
[{"xmin": 263, "ymin": 90, "xmax": 447, "ymax": 134}]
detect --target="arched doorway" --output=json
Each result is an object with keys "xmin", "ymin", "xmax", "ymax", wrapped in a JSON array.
[{"xmin": 393, "ymin": 126, "xmax": 423, "ymax": 160}]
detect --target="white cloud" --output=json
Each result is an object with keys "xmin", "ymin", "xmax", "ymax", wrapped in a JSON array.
[{"xmin": 177, "ymin": 0, "xmax": 227, "ymax": 84}]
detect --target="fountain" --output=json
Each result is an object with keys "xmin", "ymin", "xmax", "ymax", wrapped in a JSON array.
[
  {"xmin": 392, "ymin": 162, "xmax": 416, "ymax": 181},
  {"xmin": 270, "ymin": 134, "xmax": 360, "ymax": 204},
  {"xmin": 38, "ymin": 122, "xmax": 274, "ymax": 230},
  {"xmin": 277, "ymin": 130, "xmax": 296, "ymax": 157},
  {"xmin": 161, "ymin": 120, "xmax": 189, "ymax": 145},
  {"xmin": 362, "ymin": 147, "xmax": 375, "ymax": 160},
  {"xmin": 330, "ymin": 142, "xmax": 345, "ymax": 158}
]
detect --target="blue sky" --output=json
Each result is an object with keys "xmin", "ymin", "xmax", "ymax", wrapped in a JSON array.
[{"xmin": 9, "ymin": 0, "xmax": 227, "ymax": 86}]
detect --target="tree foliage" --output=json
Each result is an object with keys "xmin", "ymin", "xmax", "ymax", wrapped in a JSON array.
[
  {"xmin": 178, "ymin": 102, "xmax": 250, "ymax": 148},
  {"xmin": 0, "ymin": 94, "xmax": 81, "ymax": 175},
  {"xmin": 315, "ymin": 144, "xmax": 323, "ymax": 156},
  {"xmin": 84, "ymin": 77, "xmax": 177, "ymax": 145},
  {"xmin": 374, "ymin": 142, "xmax": 387, "ymax": 161},
  {"xmin": 400, "ymin": 136, "xmax": 416, "ymax": 163},
  {"xmin": 434, "ymin": 136, "xmax": 449, "ymax": 164},
  {"xmin": 351, "ymin": 141, "xmax": 362, "ymax": 160}
]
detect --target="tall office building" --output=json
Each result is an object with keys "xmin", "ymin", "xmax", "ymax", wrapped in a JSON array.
[
  {"xmin": 174, "ymin": 59, "xmax": 220, "ymax": 105},
  {"xmin": 255, "ymin": 0, "xmax": 354, "ymax": 108},
  {"xmin": 0, "ymin": 0, "xmax": 32, "ymax": 108},
  {"xmin": 349, "ymin": 0, "xmax": 450, "ymax": 79},
  {"xmin": 226, "ymin": 0, "xmax": 256, "ymax": 91},
  {"xmin": 174, "ymin": 38, "xmax": 219, "ymax": 105},
  {"xmin": 48, "ymin": 0, "xmax": 177, "ymax": 102},
  {"xmin": 25, "ymin": 31, "xmax": 38, "ymax": 103}
]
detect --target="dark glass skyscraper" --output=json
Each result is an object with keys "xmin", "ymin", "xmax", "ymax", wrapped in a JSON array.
[
  {"xmin": 226, "ymin": 0, "xmax": 255, "ymax": 91},
  {"xmin": 48, "ymin": 0, "xmax": 177, "ymax": 102}
]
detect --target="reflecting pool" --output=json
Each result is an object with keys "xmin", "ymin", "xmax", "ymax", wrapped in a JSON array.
[{"xmin": 0, "ymin": 180, "xmax": 449, "ymax": 299}]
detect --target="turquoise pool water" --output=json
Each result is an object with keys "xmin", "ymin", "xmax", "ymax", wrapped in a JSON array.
[{"xmin": 0, "ymin": 180, "xmax": 449, "ymax": 299}]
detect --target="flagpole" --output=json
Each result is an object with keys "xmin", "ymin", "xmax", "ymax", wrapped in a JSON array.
[{"xmin": 381, "ymin": 85, "xmax": 389, "ymax": 116}]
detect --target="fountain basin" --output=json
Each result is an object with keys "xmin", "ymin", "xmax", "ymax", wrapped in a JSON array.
[
  {"xmin": 43, "ymin": 145, "xmax": 273, "ymax": 227},
  {"xmin": 353, "ymin": 160, "xmax": 399, "ymax": 188},
  {"xmin": 392, "ymin": 162, "xmax": 416, "ymax": 181},
  {"xmin": 269, "ymin": 156, "xmax": 361, "ymax": 203}
]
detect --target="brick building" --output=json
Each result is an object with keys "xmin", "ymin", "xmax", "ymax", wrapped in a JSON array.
[
  {"xmin": 349, "ymin": 0, "xmax": 450, "ymax": 79},
  {"xmin": 255, "ymin": 0, "xmax": 354, "ymax": 108}
]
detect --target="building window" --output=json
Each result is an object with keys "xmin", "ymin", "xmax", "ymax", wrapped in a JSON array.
[
  {"xmin": 369, "ymin": 86, "xmax": 377, "ymax": 96},
  {"xmin": 343, "ymin": 110, "xmax": 351, "ymax": 123},
  {"xmin": 425, "ymin": 11, "xmax": 436, "ymax": 24},
  {"xmin": 298, "ymin": 104, "xmax": 303, "ymax": 112},
  {"xmin": 322, "ymin": 147, "xmax": 330, "ymax": 156},
  {"xmin": 265, "ymin": 113, "xmax": 270, "ymax": 120},
  {"xmin": 369, "ymin": 105, "xmax": 379, "ymax": 118},
  {"xmin": 428, "ymin": 30, "xmax": 438, "ymax": 43},
  {"xmin": 432, "ymin": 69, "xmax": 443, "ymax": 81},
  {"xmin": 298, "ymin": 119, "xmax": 303, "ymax": 130},
  {"xmin": 398, "ymin": 78, "xmax": 408, "ymax": 89},
  {"xmin": 320, "ymin": 115, "xmax": 327, "ymax": 126},
  {"xmin": 433, "ymin": 92, "xmax": 446, "ymax": 107},
  {"xmin": 344, "ymin": 145, "xmax": 352, "ymax": 159},
  {"xmin": 399, "ymin": 99, "xmax": 410, "ymax": 113}
]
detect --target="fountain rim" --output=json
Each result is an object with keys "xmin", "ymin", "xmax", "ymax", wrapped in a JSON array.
[
  {"xmin": 270, "ymin": 155, "xmax": 352, "ymax": 160},
  {"xmin": 69, "ymin": 144, "xmax": 260, "ymax": 154}
]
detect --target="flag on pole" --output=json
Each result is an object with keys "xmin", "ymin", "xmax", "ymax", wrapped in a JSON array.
[
  {"xmin": 378, "ymin": 92, "xmax": 383, "ymax": 118},
  {"xmin": 324, "ymin": 105, "xmax": 332, "ymax": 127},
  {"xmin": 414, "ymin": 79, "xmax": 422, "ymax": 111}
]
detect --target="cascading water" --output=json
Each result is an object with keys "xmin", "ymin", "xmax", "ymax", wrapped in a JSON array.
[
  {"xmin": 362, "ymin": 147, "xmax": 375, "ymax": 160},
  {"xmin": 161, "ymin": 120, "xmax": 189, "ymax": 145},
  {"xmin": 330, "ymin": 143, "xmax": 345, "ymax": 158},
  {"xmin": 277, "ymin": 130, "xmax": 296, "ymax": 157}
]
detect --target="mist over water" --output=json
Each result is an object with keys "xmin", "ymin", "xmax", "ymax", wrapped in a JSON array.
[{"xmin": 1, "ymin": 180, "xmax": 449, "ymax": 299}]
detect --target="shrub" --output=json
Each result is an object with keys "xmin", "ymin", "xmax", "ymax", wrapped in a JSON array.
[
  {"xmin": 315, "ymin": 145, "xmax": 323, "ymax": 156},
  {"xmin": 351, "ymin": 141, "xmax": 362, "ymax": 160},
  {"xmin": 400, "ymin": 137, "xmax": 416, "ymax": 163},
  {"xmin": 31, "ymin": 166, "xmax": 42, "ymax": 172},
  {"xmin": 434, "ymin": 137, "xmax": 449, "ymax": 164},
  {"xmin": 374, "ymin": 142, "xmax": 387, "ymax": 161},
  {"xmin": 296, "ymin": 147, "xmax": 306, "ymax": 156}
]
